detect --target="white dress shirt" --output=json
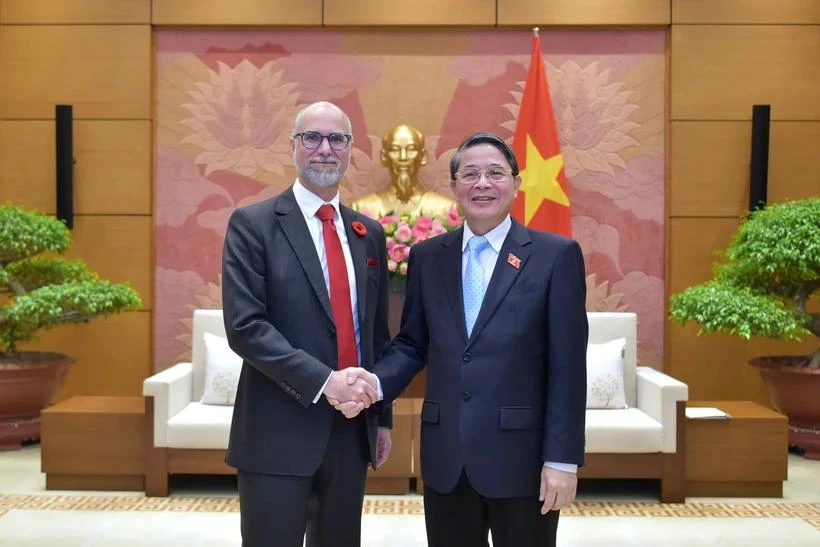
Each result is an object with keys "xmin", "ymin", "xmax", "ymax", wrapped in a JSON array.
[
  {"xmin": 461, "ymin": 216, "xmax": 577, "ymax": 474},
  {"xmin": 291, "ymin": 180, "xmax": 361, "ymax": 403}
]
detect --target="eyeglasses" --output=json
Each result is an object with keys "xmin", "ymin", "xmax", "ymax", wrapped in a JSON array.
[
  {"xmin": 456, "ymin": 166, "xmax": 513, "ymax": 184},
  {"xmin": 293, "ymin": 131, "xmax": 352, "ymax": 151}
]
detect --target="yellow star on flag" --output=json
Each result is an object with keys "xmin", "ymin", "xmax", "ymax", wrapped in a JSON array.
[{"xmin": 519, "ymin": 135, "xmax": 569, "ymax": 224}]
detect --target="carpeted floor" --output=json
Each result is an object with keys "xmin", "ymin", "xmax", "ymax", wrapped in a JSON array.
[{"xmin": 1, "ymin": 493, "xmax": 818, "ymax": 529}]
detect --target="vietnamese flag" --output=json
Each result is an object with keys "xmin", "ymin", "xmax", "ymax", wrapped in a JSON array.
[{"xmin": 511, "ymin": 30, "xmax": 572, "ymax": 237}]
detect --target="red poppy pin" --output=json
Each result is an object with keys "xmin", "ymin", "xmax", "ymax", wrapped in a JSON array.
[
  {"xmin": 351, "ymin": 221, "xmax": 367, "ymax": 237},
  {"xmin": 507, "ymin": 253, "xmax": 521, "ymax": 269}
]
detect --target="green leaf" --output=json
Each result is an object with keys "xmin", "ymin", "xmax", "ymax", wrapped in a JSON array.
[
  {"xmin": 669, "ymin": 281, "xmax": 810, "ymax": 340},
  {"xmin": 725, "ymin": 198, "xmax": 820, "ymax": 292},
  {"xmin": 1, "ymin": 281, "xmax": 142, "ymax": 350},
  {"xmin": 5, "ymin": 257, "xmax": 96, "ymax": 291},
  {"xmin": 669, "ymin": 197, "xmax": 819, "ymax": 347},
  {"xmin": 0, "ymin": 203, "xmax": 143, "ymax": 352},
  {"xmin": 0, "ymin": 203, "xmax": 71, "ymax": 264}
]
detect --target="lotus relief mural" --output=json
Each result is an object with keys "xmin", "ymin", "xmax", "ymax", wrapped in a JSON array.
[{"xmin": 155, "ymin": 29, "xmax": 666, "ymax": 370}]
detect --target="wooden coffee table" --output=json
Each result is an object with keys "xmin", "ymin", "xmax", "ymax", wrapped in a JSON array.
[{"xmin": 686, "ymin": 400, "xmax": 788, "ymax": 497}]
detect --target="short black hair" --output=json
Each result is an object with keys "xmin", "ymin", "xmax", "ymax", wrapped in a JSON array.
[{"xmin": 449, "ymin": 132, "xmax": 519, "ymax": 180}]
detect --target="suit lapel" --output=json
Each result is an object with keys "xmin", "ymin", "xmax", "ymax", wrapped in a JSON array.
[
  {"xmin": 439, "ymin": 228, "xmax": 469, "ymax": 345},
  {"xmin": 467, "ymin": 220, "xmax": 532, "ymax": 348},
  {"xmin": 276, "ymin": 188, "xmax": 334, "ymax": 324},
  {"xmin": 340, "ymin": 205, "xmax": 367, "ymax": 330}
]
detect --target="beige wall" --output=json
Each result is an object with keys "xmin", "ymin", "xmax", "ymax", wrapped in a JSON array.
[{"xmin": 1, "ymin": 1, "xmax": 817, "ymax": 402}]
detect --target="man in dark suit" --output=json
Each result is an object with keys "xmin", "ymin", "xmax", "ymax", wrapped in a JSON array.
[
  {"xmin": 221, "ymin": 101, "xmax": 392, "ymax": 547},
  {"xmin": 337, "ymin": 132, "xmax": 587, "ymax": 547}
]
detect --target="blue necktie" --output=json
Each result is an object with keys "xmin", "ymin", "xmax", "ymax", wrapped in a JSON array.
[{"xmin": 463, "ymin": 236, "xmax": 490, "ymax": 337}]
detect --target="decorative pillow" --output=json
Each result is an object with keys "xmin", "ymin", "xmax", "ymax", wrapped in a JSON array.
[
  {"xmin": 200, "ymin": 332, "xmax": 243, "ymax": 405},
  {"xmin": 585, "ymin": 337, "xmax": 628, "ymax": 409}
]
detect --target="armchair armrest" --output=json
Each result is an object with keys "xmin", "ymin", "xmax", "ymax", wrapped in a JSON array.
[
  {"xmin": 636, "ymin": 366, "xmax": 689, "ymax": 453},
  {"xmin": 142, "ymin": 362, "xmax": 193, "ymax": 447}
]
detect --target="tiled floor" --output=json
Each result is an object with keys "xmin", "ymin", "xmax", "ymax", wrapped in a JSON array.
[{"xmin": 1, "ymin": 445, "xmax": 818, "ymax": 546}]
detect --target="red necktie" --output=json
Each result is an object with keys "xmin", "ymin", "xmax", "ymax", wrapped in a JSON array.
[{"xmin": 316, "ymin": 204, "xmax": 357, "ymax": 370}]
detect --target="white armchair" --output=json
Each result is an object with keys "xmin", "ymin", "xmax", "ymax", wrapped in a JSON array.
[
  {"xmin": 143, "ymin": 310, "xmax": 235, "ymax": 496},
  {"xmin": 582, "ymin": 312, "xmax": 689, "ymax": 502}
]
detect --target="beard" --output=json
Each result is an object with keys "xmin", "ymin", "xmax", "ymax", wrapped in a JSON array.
[
  {"xmin": 298, "ymin": 156, "xmax": 346, "ymax": 187},
  {"xmin": 393, "ymin": 170, "xmax": 416, "ymax": 202}
]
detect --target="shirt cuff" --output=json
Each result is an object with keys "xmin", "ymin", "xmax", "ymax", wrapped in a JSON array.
[
  {"xmin": 543, "ymin": 461, "xmax": 577, "ymax": 473},
  {"xmin": 375, "ymin": 375, "xmax": 384, "ymax": 401},
  {"xmin": 313, "ymin": 371, "xmax": 333, "ymax": 404}
]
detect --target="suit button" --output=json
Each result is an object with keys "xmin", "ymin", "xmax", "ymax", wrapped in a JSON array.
[
  {"xmin": 463, "ymin": 352, "xmax": 471, "ymax": 363},
  {"xmin": 281, "ymin": 382, "xmax": 286, "ymax": 388},
  {"xmin": 296, "ymin": 393, "xmax": 302, "ymax": 400},
  {"xmin": 462, "ymin": 391, "xmax": 471, "ymax": 401},
  {"xmin": 328, "ymin": 327, "xmax": 336, "ymax": 338}
]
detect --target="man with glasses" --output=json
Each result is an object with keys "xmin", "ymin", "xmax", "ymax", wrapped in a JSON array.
[
  {"xmin": 336, "ymin": 132, "xmax": 588, "ymax": 547},
  {"xmin": 221, "ymin": 101, "xmax": 391, "ymax": 547}
]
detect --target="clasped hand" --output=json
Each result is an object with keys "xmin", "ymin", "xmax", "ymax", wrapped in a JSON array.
[{"xmin": 323, "ymin": 368, "xmax": 379, "ymax": 418}]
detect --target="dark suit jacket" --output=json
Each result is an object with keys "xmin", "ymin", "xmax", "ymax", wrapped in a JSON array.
[
  {"xmin": 375, "ymin": 219, "xmax": 587, "ymax": 498},
  {"xmin": 221, "ymin": 187, "xmax": 391, "ymax": 476}
]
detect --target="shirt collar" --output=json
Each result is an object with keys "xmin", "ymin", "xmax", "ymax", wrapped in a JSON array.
[
  {"xmin": 462, "ymin": 215, "xmax": 512, "ymax": 253},
  {"xmin": 293, "ymin": 179, "xmax": 341, "ymax": 220}
]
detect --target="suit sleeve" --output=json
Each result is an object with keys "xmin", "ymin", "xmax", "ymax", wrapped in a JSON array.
[
  {"xmin": 221, "ymin": 207, "xmax": 330, "ymax": 408},
  {"xmin": 371, "ymin": 224, "xmax": 393, "ymax": 428},
  {"xmin": 543, "ymin": 240, "xmax": 588, "ymax": 465},
  {"xmin": 373, "ymin": 246, "xmax": 429, "ymax": 404}
]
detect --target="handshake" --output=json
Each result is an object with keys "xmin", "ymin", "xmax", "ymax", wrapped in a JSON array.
[{"xmin": 322, "ymin": 368, "xmax": 380, "ymax": 419}]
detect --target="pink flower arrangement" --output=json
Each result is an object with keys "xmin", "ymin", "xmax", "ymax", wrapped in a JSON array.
[{"xmin": 362, "ymin": 206, "xmax": 463, "ymax": 287}]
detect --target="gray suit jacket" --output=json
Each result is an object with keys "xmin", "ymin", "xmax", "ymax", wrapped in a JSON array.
[
  {"xmin": 375, "ymin": 220, "xmax": 587, "ymax": 498},
  {"xmin": 221, "ymin": 187, "xmax": 391, "ymax": 475}
]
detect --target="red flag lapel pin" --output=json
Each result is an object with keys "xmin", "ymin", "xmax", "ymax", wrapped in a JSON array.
[{"xmin": 507, "ymin": 253, "xmax": 522, "ymax": 269}]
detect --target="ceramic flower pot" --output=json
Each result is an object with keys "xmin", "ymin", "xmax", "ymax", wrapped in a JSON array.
[
  {"xmin": 0, "ymin": 352, "xmax": 74, "ymax": 450},
  {"xmin": 750, "ymin": 356, "xmax": 820, "ymax": 460}
]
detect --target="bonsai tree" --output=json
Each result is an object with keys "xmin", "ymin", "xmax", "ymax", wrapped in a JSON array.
[
  {"xmin": 669, "ymin": 197, "xmax": 819, "ymax": 368},
  {"xmin": 0, "ymin": 203, "xmax": 143, "ymax": 357}
]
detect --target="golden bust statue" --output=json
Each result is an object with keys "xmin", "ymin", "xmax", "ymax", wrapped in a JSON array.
[{"xmin": 352, "ymin": 124, "xmax": 456, "ymax": 218}]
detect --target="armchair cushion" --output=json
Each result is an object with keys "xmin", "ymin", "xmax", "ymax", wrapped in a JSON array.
[
  {"xmin": 166, "ymin": 402, "xmax": 234, "ymax": 449},
  {"xmin": 200, "ymin": 333, "xmax": 242, "ymax": 406},
  {"xmin": 585, "ymin": 408, "xmax": 663, "ymax": 453},
  {"xmin": 586, "ymin": 337, "xmax": 628, "ymax": 409}
]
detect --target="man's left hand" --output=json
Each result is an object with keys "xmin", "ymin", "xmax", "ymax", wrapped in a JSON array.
[
  {"xmin": 539, "ymin": 466, "xmax": 577, "ymax": 513},
  {"xmin": 329, "ymin": 399, "xmax": 366, "ymax": 419},
  {"xmin": 372, "ymin": 427, "xmax": 392, "ymax": 470}
]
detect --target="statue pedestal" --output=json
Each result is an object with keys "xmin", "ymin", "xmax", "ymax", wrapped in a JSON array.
[{"xmin": 388, "ymin": 291, "xmax": 426, "ymax": 399}]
